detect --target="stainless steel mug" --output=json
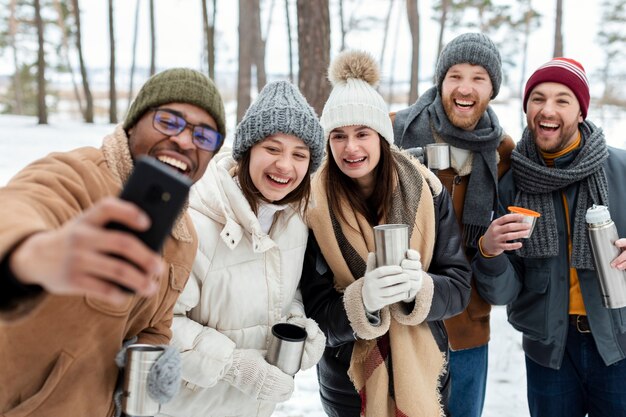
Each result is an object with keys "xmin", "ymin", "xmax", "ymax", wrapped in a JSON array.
[
  {"xmin": 586, "ymin": 204, "xmax": 626, "ymax": 309},
  {"xmin": 373, "ymin": 224, "xmax": 409, "ymax": 267},
  {"xmin": 122, "ymin": 344, "xmax": 165, "ymax": 417},
  {"xmin": 425, "ymin": 143, "xmax": 450, "ymax": 170},
  {"xmin": 266, "ymin": 323, "xmax": 307, "ymax": 376}
]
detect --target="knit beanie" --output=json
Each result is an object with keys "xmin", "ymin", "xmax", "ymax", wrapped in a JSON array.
[
  {"xmin": 233, "ymin": 80, "xmax": 325, "ymax": 172},
  {"xmin": 320, "ymin": 50, "xmax": 394, "ymax": 144},
  {"xmin": 123, "ymin": 68, "xmax": 226, "ymax": 138},
  {"xmin": 436, "ymin": 32, "xmax": 502, "ymax": 99},
  {"xmin": 523, "ymin": 57, "xmax": 590, "ymax": 119}
]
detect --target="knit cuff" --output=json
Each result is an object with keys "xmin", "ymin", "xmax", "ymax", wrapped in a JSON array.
[
  {"xmin": 390, "ymin": 273, "xmax": 434, "ymax": 325},
  {"xmin": 343, "ymin": 279, "xmax": 390, "ymax": 340}
]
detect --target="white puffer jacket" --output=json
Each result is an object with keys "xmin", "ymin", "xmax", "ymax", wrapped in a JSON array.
[{"xmin": 159, "ymin": 153, "xmax": 309, "ymax": 417}]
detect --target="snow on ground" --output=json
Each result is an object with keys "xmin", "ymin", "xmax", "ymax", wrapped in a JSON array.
[{"xmin": 3, "ymin": 108, "xmax": 624, "ymax": 416}]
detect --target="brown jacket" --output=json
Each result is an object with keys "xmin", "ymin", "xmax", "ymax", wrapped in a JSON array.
[
  {"xmin": 0, "ymin": 128, "xmax": 197, "ymax": 416},
  {"xmin": 390, "ymin": 111, "xmax": 514, "ymax": 350},
  {"xmin": 437, "ymin": 136, "xmax": 514, "ymax": 349}
]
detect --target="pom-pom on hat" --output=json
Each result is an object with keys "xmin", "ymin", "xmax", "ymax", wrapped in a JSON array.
[
  {"xmin": 320, "ymin": 50, "xmax": 394, "ymax": 144},
  {"xmin": 436, "ymin": 32, "xmax": 502, "ymax": 99},
  {"xmin": 123, "ymin": 68, "xmax": 226, "ymax": 137},
  {"xmin": 523, "ymin": 57, "xmax": 590, "ymax": 119},
  {"xmin": 233, "ymin": 80, "xmax": 325, "ymax": 173}
]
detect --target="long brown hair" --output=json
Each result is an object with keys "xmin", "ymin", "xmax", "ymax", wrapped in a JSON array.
[
  {"xmin": 324, "ymin": 134, "xmax": 395, "ymax": 226},
  {"xmin": 236, "ymin": 147, "xmax": 312, "ymax": 216}
]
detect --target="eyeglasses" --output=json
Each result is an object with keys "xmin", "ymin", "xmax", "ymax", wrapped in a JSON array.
[{"xmin": 152, "ymin": 108, "xmax": 224, "ymax": 152}]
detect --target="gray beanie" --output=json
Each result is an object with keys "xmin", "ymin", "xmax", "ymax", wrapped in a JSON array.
[
  {"xmin": 436, "ymin": 33, "xmax": 502, "ymax": 99},
  {"xmin": 233, "ymin": 81, "xmax": 325, "ymax": 172}
]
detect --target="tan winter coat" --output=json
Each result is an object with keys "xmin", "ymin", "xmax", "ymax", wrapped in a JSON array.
[{"xmin": 0, "ymin": 126, "xmax": 197, "ymax": 416}]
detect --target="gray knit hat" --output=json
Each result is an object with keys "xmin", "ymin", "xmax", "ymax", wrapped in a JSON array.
[
  {"xmin": 436, "ymin": 33, "xmax": 502, "ymax": 99},
  {"xmin": 123, "ymin": 68, "xmax": 226, "ymax": 138},
  {"xmin": 233, "ymin": 81, "xmax": 324, "ymax": 172}
]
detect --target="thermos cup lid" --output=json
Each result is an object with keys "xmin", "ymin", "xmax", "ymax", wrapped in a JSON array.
[{"xmin": 586, "ymin": 204, "xmax": 611, "ymax": 224}]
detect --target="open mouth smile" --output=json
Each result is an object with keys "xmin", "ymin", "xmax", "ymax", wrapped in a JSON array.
[{"xmin": 157, "ymin": 155, "xmax": 189, "ymax": 174}]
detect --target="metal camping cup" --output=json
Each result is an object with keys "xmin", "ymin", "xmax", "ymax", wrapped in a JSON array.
[
  {"xmin": 425, "ymin": 143, "xmax": 450, "ymax": 170},
  {"xmin": 373, "ymin": 224, "xmax": 409, "ymax": 267},
  {"xmin": 586, "ymin": 204, "xmax": 626, "ymax": 309},
  {"xmin": 122, "ymin": 344, "xmax": 165, "ymax": 417},
  {"xmin": 266, "ymin": 323, "xmax": 307, "ymax": 376},
  {"xmin": 508, "ymin": 206, "xmax": 541, "ymax": 239}
]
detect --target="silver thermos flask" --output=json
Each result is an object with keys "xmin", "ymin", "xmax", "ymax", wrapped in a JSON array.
[{"xmin": 586, "ymin": 204, "xmax": 626, "ymax": 309}]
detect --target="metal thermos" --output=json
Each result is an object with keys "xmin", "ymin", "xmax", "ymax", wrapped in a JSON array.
[
  {"xmin": 122, "ymin": 344, "xmax": 165, "ymax": 417},
  {"xmin": 266, "ymin": 323, "xmax": 307, "ymax": 376},
  {"xmin": 586, "ymin": 205, "xmax": 626, "ymax": 309},
  {"xmin": 373, "ymin": 224, "xmax": 409, "ymax": 267}
]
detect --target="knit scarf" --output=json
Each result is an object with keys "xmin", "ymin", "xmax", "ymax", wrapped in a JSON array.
[
  {"xmin": 511, "ymin": 121, "xmax": 609, "ymax": 269},
  {"xmin": 393, "ymin": 86, "xmax": 502, "ymax": 248},
  {"xmin": 309, "ymin": 151, "xmax": 444, "ymax": 417},
  {"xmin": 101, "ymin": 124, "xmax": 193, "ymax": 243}
]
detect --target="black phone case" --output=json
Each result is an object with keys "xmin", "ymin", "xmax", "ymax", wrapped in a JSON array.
[{"xmin": 107, "ymin": 156, "xmax": 192, "ymax": 253}]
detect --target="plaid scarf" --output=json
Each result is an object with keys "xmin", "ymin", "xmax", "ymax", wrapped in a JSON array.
[
  {"xmin": 512, "ymin": 121, "xmax": 609, "ymax": 269},
  {"xmin": 309, "ymin": 151, "xmax": 444, "ymax": 417}
]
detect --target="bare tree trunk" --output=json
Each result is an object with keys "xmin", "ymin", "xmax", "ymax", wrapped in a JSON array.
[
  {"xmin": 407, "ymin": 0, "xmax": 420, "ymax": 104},
  {"xmin": 150, "ymin": 0, "xmax": 156, "ymax": 75},
  {"xmin": 34, "ymin": 0, "xmax": 47, "ymax": 124},
  {"xmin": 296, "ymin": 0, "xmax": 331, "ymax": 116},
  {"xmin": 553, "ymin": 0, "xmax": 563, "ymax": 57},
  {"xmin": 54, "ymin": 0, "xmax": 84, "ymax": 116},
  {"xmin": 520, "ymin": 5, "xmax": 532, "ymax": 131},
  {"xmin": 128, "ymin": 0, "xmax": 140, "ymax": 110},
  {"xmin": 72, "ymin": 0, "xmax": 94, "ymax": 123},
  {"xmin": 285, "ymin": 0, "xmax": 294, "ymax": 83},
  {"xmin": 436, "ymin": 0, "xmax": 449, "ymax": 65},
  {"xmin": 9, "ymin": 0, "xmax": 23, "ymax": 115},
  {"xmin": 253, "ymin": 0, "xmax": 267, "ymax": 91},
  {"xmin": 237, "ymin": 0, "xmax": 254, "ymax": 122},
  {"xmin": 108, "ymin": 0, "xmax": 117, "ymax": 123},
  {"xmin": 210, "ymin": 0, "xmax": 217, "ymax": 79},
  {"xmin": 379, "ymin": 0, "xmax": 394, "ymax": 71},
  {"xmin": 387, "ymin": 4, "xmax": 402, "ymax": 105},
  {"xmin": 201, "ymin": 0, "xmax": 217, "ymax": 80},
  {"xmin": 339, "ymin": 0, "xmax": 346, "ymax": 51}
]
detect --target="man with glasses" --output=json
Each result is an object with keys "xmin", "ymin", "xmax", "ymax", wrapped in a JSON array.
[{"xmin": 0, "ymin": 68, "xmax": 226, "ymax": 416}]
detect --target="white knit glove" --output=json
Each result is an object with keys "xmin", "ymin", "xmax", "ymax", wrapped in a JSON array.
[
  {"xmin": 401, "ymin": 249, "xmax": 424, "ymax": 303},
  {"xmin": 361, "ymin": 252, "xmax": 412, "ymax": 313},
  {"xmin": 287, "ymin": 316, "xmax": 326, "ymax": 371},
  {"xmin": 223, "ymin": 349, "xmax": 294, "ymax": 403}
]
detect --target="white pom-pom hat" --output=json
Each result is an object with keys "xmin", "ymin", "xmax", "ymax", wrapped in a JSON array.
[{"xmin": 320, "ymin": 50, "xmax": 393, "ymax": 144}]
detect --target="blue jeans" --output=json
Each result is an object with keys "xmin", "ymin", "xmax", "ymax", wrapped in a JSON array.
[
  {"xmin": 448, "ymin": 344, "xmax": 488, "ymax": 417},
  {"xmin": 526, "ymin": 323, "xmax": 626, "ymax": 417}
]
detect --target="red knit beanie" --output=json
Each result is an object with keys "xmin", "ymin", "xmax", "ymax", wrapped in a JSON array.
[{"xmin": 523, "ymin": 57, "xmax": 590, "ymax": 119}]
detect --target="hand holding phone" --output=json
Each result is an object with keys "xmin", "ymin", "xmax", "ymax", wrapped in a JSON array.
[{"xmin": 106, "ymin": 156, "xmax": 192, "ymax": 291}]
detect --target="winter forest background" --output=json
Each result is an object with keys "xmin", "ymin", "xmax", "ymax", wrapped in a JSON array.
[
  {"xmin": 0, "ymin": 1, "xmax": 625, "ymax": 416},
  {"xmin": 1, "ymin": 0, "xmax": 625, "ymax": 136}
]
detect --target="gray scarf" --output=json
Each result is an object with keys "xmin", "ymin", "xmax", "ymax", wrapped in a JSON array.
[
  {"xmin": 393, "ymin": 86, "xmax": 502, "ymax": 248},
  {"xmin": 512, "ymin": 120, "xmax": 609, "ymax": 269}
]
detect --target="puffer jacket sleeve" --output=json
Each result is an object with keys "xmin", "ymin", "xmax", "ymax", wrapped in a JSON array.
[
  {"xmin": 424, "ymin": 187, "xmax": 472, "ymax": 321},
  {"xmin": 300, "ymin": 232, "xmax": 356, "ymax": 348},
  {"xmin": 169, "ymin": 249, "xmax": 237, "ymax": 389}
]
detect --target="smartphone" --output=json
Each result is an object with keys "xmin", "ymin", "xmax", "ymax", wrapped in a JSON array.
[{"xmin": 106, "ymin": 156, "xmax": 192, "ymax": 291}]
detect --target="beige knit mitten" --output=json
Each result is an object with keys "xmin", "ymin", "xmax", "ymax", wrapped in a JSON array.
[
  {"xmin": 223, "ymin": 349, "xmax": 294, "ymax": 403},
  {"xmin": 286, "ymin": 316, "xmax": 326, "ymax": 371}
]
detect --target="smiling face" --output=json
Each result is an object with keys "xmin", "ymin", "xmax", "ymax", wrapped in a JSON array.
[
  {"xmin": 127, "ymin": 102, "xmax": 219, "ymax": 184},
  {"xmin": 329, "ymin": 125, "xmax": 381, "ymax": 193},
  {"xmin": 441, "ymin": 63, "xmax": 493, "ymax": 131},
  {"xmin": 526, "ymin": 82, "xmax": 583, "ymax": 153},
  {"xmin": 248, "ymin": 134, "xmax": 311, "ymax": 203}
]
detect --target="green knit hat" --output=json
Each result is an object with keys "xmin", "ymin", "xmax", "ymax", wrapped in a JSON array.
[{"xmin": 123, "ymin": 68, "xmax": 226, "ymax": 138}]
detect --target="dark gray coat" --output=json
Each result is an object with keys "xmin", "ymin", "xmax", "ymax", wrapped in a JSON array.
[{"xmin": 473, "ymin": 145, "xmax": 626, "ymax": 369}]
